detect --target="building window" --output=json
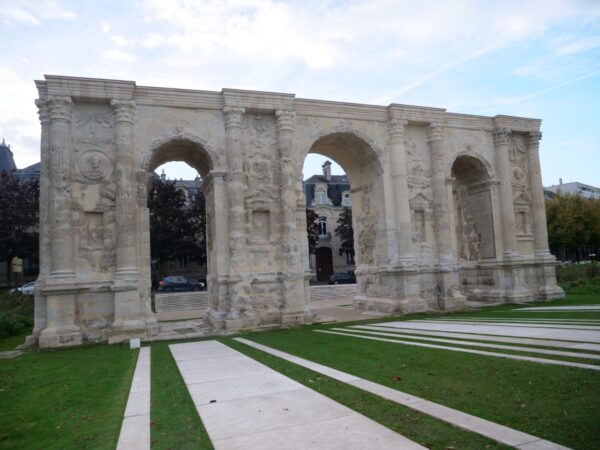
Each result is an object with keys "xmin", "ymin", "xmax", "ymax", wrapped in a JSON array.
[
  {"xmin": 316, "ymin": 191, "xmax": 327, "ymax": 205},
  {"xmin": 318, "ymin": 216, "xmax": 327, "ymax": 237}
]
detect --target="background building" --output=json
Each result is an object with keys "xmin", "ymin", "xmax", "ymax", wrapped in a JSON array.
[
  {"xmin": 545, "ymin": 179, "xmax": 600, "ymax": 199},
  {"xmin": 303, "ymin": 161, "xmax": 355, "ymax": 282}
]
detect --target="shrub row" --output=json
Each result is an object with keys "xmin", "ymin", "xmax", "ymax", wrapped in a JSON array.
[
  {"xmin": 556, "ymin": 262, "xmax": 600, "ymax": 294},
  {"xmin": 0, "ymin": 290, "xmax": 34, "ymax": 339}
]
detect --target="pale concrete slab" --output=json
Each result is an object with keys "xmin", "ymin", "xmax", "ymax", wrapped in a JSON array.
[
  {"xmin": 199, "ymin": 388, "xmax": 351, "ymax": 440},
  {"xmin": 180, "ymin": 360, "xmax": 272, "ymax": 384},
  {"xmin": 414, "ymin": 319, "xmax": 600, "ymax": 331},
  {"xmin": 373, "ymin": 321, "xmax": 600, "ymax": 343},
  {"xmin": 317, "ymin": 330, "xmax": 600, "ymax": 371},
  {"xmin": 214, "ymin": 413, "xmax": 423, "ymax": 450},
  {"xmin": 333, "ymin": 327, "xmax": 600, "ymax": 360},
  {"xmin": 117, "ymin": 347, "xmax": 151, "ymax": 450},
  {"xmin": 234, "ymin": 337, "xmax": 570, "ymax": 450},
  {"xmin": 116, "ymin": 415, "xmax": 150, "ymax": 450},
  {"xmin": 516, "ymin": 305, "xmax": 600, "ymax": 311},
  {"xmin": 350, "ymin": 325, "xmax": 600, "ymax": 352},
  {"xmin": 170, "ymin": 340, "xmax": 424, "ymax": 450}
]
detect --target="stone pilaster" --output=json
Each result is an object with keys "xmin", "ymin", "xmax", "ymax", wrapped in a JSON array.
[
  {"xmin": 427, "ymin": 122, "xmax": 465, "ymax": 309},
  {"xmin": 31, "ymin": 99, "xmax": 50, "ymax": 341},
  {"xmin": 526, "ymin": 131, "xmax": 550, "ymax": 257},
  {"xmin": 276, "ymin": 110, "xmax": 311, "ymax": 325},
  {"xmin": 493, "ymin": 128, "xmax": 518, "ymax": 258},
  {"xmin": 527, "ymin": 131, "xmax": 564, "ymax": 299},
  {"xmin": 39, "ymin": 96, "xmax": 81, "ymax": 348},
  {"xmin": 110, "ymin": 99, "xmax": 146, "ymax": 341},
  {"xmin": 48, "ymin": 96, "xmax": 75, "ymax": 280},
  {"xmin": 493, "ymin": 128, "xmax": 531, "ymax": 301},
  {"xmin": 222, "ymin": 106, "xmax": 254, "ymax": 329}
]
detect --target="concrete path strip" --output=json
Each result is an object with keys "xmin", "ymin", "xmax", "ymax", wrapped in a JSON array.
[
  {"xmin": 117, "ymin": 347, "xmax": 151, "ymax": 450},
  {"xmin": 411, "ymin": 320, "xmax": 600, "ymax": 331},
  {"xmin": 349, "ymin": 325, "xmax": 600, "ymax": 351},
  {"xmin": 373, "ymin": 320, "xmax": 600, "ymax": 343},
  {"xmin": 515, "ymin": 305, "xmax": 600, "ymax": 311},
  {"xmin": 316, "ymin": 330, "xmax": 600, "ymax": 371},
  {"xmin": 169, "ymin": 340, "xmax": 424, "ymax": 450},
  {"xmin": 234, "ymin": 337, "xmax": 571, "ymax": 450},
  {"xmin": 330, "ymin": 327, "xmax": 600, "ymax": 360}
]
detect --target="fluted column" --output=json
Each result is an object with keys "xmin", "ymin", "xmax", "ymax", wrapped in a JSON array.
[
  {"xmin": 493, "ymin": 128, "xmax": 518, "ymax": 258},
  {"xmin": 276, "ymin": 110, "xmax": 299, "ymax": 269},
  {"xmin": 427, "ymin": 122, "xmax": 452, "ymax": 265},
  {"xmin": 222, "ymin": 107, "xmax": 248, "ymax": 272},
  {"xmin": 48, "ymin": 96, "xmax": 75, "ymax": 280},
  {"xmin": 387, "ymin": 111, "xmax": 414, "ymax": 266},
  {"xmin": 111, "ymin": 99, "xmax": 139, "ymax": 277},
  {"xmin": 33, "ymin": 99, "xmax": 50, "ymax": 337},
  {"xmin": 527, "ymin": 131, "xmax": 551, "ymax": 257}
]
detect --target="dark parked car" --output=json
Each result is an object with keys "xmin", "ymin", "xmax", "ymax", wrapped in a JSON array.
[
  {"xmin": 158, "ymin": 276, "xmax": 204, "ymax": 292},
  {"xmin": 328, "ymin": 272, "xmax": 356, "ymax": 285}
]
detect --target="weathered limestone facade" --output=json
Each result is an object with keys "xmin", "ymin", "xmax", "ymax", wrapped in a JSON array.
[{"xmin": 30, "ymin": 75, "xmax": 563, "ymax": 347}]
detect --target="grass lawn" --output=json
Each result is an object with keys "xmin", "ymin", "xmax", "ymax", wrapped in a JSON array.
[
  {"xmin": 0, "ymin": 344, "xmax": 137, "ymax": 450},
  {"xmin": 0, "ymin": 332, "xmax": 28, "ymax": 352},
  {"xmin": 150, "ymin": 340, "xmax": 213, "ymax": 450},
  {"xmin": 238, "ymin": 296, "xmax": 600, "ymax": 450}
]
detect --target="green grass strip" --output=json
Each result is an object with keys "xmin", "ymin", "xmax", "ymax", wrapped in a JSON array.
[
  {"xmin": 241, "ymin": 326, "xmax": 600, "ymax": 450},
  {"xmin": 150, "ymin": 340, "xmax": 213, "ymax": 450},
  {"xmin": 0, "ymin": 344, "xmax": 136, "ymax": 450},
  {"xmin": 224, "ymin": 338, "xmax": 510, "ymax": 450}
]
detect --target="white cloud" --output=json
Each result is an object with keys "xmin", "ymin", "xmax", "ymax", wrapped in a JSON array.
[
  {"xmin": 103, "ymin": 49, "xmax": 136, "ymax": 62},
  {"xmin": 0, "ymin": 0, "xmax": 77, "ymax": 24}
]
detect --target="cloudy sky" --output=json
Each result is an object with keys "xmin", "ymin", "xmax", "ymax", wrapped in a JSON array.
[{"xmin": 1, "ymin": 0, "xmax": 599, "ymax": 185}]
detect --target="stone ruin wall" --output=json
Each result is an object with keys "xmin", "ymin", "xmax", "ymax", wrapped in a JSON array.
[{"xmin": 29, "ymin": 75, "xmax": 564, "ymax": 348}]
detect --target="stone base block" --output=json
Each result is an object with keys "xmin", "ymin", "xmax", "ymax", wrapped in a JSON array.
[
  {"xmin": 108, "ymin": 319, "xmax": 148, "ymax": 344},
  {"xmin": 354, "ymin": 296, "xmax": 428, "ymax": 314},
  {"xmin": 281, "ymin": 311, "xmax": 305, "ymax": 327},
  {"xmin": 504, "ymin": 287, "xmax": 534, "ymax": 304},
  {"xmin": 438, "ymin": 291, "xmax": 466, "ymax": 311},
  {"xmin": 39, "ymin": 328, "xmax": 83, "ymax": 349},
  {"xmin": 535, "ymin": 285, "xmax": 566, "ymax": 300}
]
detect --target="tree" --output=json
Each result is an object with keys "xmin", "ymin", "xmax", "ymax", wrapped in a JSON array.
[
  {"xmin": 147, "ymin": 178, "xmax": 205, "ymax": 280},
  {"xmin": 335, "ymin": 207, "xmax": 355, "ymax": 264},
  {"xmin": 0, "ymin": 172, "xmax": 39, "ymax": 288},
  {"xmin": 546, "ymin": 194, "xmax": 600, "ymax": 261},
  {"xmin": 306, "ymin": 208, "xmax": 320, "ymax": 254}
]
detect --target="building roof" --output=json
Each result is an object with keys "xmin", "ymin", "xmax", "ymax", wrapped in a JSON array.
[{"xmin": 0, "ymin": 139, "xmax": 17, "ymax": 174}]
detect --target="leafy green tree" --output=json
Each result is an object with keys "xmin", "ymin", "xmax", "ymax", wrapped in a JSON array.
[
  {"xmin": 335, "ymin": 207, "xmax": 355, "ymax": 264},
  {"xmin": 0, "ymin": 172, "xmax": 39, "ymax": 288},
  {"xmin": 306, "ymin": 208, "xmax": 320, "ymax": 254},
  {"xmin": 546, "ymin": 194, "xmax": 600, "ymax": 261}
]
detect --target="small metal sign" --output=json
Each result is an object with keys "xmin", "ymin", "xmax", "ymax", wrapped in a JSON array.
[{"xmin": 12, "ymin": 257, "xmax": 23, "ymax": 273}]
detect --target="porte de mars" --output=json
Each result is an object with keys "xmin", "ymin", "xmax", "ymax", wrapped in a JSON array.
[{"xmin": 30, "ymin": 75, "xmax": 563, "ymax": 348}]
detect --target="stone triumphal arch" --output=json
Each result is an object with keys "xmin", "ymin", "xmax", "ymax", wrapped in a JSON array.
[{"xmin": 31, "ymin": 75, "xmax": 563, "ymax": 348}]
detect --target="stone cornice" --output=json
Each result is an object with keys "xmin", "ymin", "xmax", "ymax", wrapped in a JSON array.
[{"xmin": 34, "ymin": 75, "xmax": 542, "ymax": 132}]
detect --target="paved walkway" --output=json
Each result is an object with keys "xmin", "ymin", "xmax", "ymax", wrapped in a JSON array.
[
  {"xmin": 169, "ymin": 340, "xmax": 424, "ymax": 450},
  {"xmin": 117, "ymin": 347, "xmax": 151, "ymax": 450},
  {"xmin": 515, "ymin": 305, "xmax": 600, "ymax": 311},
  {"xmin": 234, "ymin": 338, "xmax": 570, "ymax": 450}
]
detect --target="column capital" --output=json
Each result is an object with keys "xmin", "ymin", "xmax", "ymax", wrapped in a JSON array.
[
  {"xmin": 275, "ymin": 109, "xmax": 296, "ymax": 132},
  {"xmin": 48, "ymin": 96, "xmax": 73, "ymax": 122},
  {"xmin": 388, "ymin": 113, "xmax": 408, "ymax": 139},
  {"xmin": 35, "ymin": 98, "xmax": 51, "ymax": 124},
  {"xmin": 111, "ymin": 99, "xmax": 136, "ymax": 123},
  {"xmin": 426, "ymin": 122, "xmax": 444, "ymax": 142},
  {"xmin": 492, "ymin": 128, "xmax": 511, "ymax": 146},
  {"xmin": 527, "ymin": 130, "xmax": 542, "ymax": 146},
  {"xmin": 223, "ymin": 106, "xmax": 245, "ymax": 129}
]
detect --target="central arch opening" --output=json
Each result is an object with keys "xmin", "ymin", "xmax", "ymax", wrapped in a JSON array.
[
  {"xmin": 142, "ymin": 138, "xmax": 216, "ymax": 319},
  {"xmin": 302, "ymin": 132, "xmax": 386, "ymax": 295}
]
